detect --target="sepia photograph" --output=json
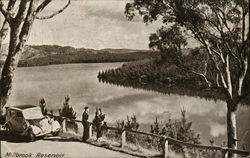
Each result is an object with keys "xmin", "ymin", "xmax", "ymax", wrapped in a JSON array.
[{"xmin": 0, "ymin": 0, "xmax": 249, "ymax": 158}]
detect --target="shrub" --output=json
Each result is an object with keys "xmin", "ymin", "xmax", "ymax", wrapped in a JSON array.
[
  {"xmin": 116, "ymin": 115, "xmax": 139, "ymax": 131},
  {"xmin": 59, "ymin": 96, "xmax": 78, "ymax": 133},
  {"xmin": 151, "ymin": 109, "xmax": 201, "ymax": 156}
]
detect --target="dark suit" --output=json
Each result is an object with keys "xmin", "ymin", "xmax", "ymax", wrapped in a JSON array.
[
  {"xmin": 95, "ymin": 114, "xmax": 105, "ymax": 139},
  {"xmin": 82, "ymin": 112, "xmax": 90, "ymax": 141}
]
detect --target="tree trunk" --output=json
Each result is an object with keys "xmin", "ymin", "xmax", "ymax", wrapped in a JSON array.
[
  {"xmin": 0, "ymin": 20, "xmax": 9, "ymax": 50},
  {"xmin": 0, "ymin": 0, "xmax": 37, "ymax": 115},
  {"xmin": 0, "ymin": 0, "xmax": 69, "ymax": 116},
  {"xmin": 0, "ymin": 19, "xmax": 10, "ymax": 72},
  {"xmin": 227, "ymin": 101, "xmax": 238, "ymax": 158},
  {"xmin": 0, "ymin": 24, "xmax": 24, "ymax": 113},
  {"xmin": 0, "ymin": 0, "xmax": 17, "ymax": 71}
]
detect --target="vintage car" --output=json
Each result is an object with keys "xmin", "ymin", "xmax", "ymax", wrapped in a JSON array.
[{"xmin": 4, "ymin": 105, "xmax": 61, "ymax": 141}]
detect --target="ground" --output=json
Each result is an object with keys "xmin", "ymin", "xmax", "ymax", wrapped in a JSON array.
[{"xmin": 0, "ymin": 130, "xmax": 136, "ymax": 158}]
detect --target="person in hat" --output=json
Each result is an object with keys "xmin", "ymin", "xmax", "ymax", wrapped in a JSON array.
[{"xmin": 82, "ymin": 106, "xmax": 90, "ymax": 142}]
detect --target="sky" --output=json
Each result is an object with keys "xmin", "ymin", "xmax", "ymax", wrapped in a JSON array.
[{"xmin": 1, "ymin": 0, "xmax": 161, "ymax": 50}]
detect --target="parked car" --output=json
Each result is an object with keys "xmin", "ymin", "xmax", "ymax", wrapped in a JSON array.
[{"xmin": 4, "ymin": 105, "xmax": 61, "ymax": 141}]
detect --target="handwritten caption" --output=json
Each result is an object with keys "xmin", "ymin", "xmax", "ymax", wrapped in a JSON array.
[{"xmin": 4, "ymin": 152, "xmax": 65, "ymax": 158}]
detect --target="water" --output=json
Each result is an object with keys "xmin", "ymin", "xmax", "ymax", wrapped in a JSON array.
[{"xmin": 7, "ymin": 63, "xmax": 250, "ymax": 148}]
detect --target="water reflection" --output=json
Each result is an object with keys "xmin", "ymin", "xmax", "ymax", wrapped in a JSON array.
[{"xmin": 7, "ymin": 63, "xmax": 249, "ymax": 148}]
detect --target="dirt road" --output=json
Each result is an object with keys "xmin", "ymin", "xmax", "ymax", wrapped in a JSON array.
[{"xmin": 1, "ymin": 139, "xmax": 136, "ymax": 158}]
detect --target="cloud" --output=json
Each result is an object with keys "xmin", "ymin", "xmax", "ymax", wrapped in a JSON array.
[
  {"xmin": 0, "ymin": 0, "xmax": 201, "ymax": 49},
  {"xmin": 0, "ymin": 0, "xmax": 161, "ymax": 50},
  {"xmin": 81, "ymin": 1, "xmax": 142, "ymax": 22},
  {"xmin": 27, "ymin": 0, "xmax": 159, "ymax": 49},
  {"xmin": 209, "ymin": 123, "xmax": 227, "ymax": 137}
]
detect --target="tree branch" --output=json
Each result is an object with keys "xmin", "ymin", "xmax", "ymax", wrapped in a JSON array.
[
  {"xmin": 241, "ymin": 7, "xmax": 248, "ymax": 43},
  {"xmin": 175, "ymin": 53, "xmax": 212, "ymax": 88},
  {"xmin": 14, "ymin": 0, "xmax": 30, "ymax": 26},
  {"xmin": 237, "ymin": 33, "xmax": 249, "ymax": 98},
  {"xmin": 0, "ymin": 0, "xmax": 14, "ymax": 24},
  {"xmin": 19, "ymin": 0, "xmax": 36, "ymax": 45},
  {"xmin": 239, "ymin": 32, "xmax": 249, "ymax": 60},
  {"xmin": 224, "ymin": 54, "xmax": 233, "ymax": 98},
  {"xmin": 218, "ymin": 8, "xmax": 240, "ymax": 50},
  {"xmin": 208, "ymin": 9, "xmax": 242, "ymax": 70},
  {"xmin": 216, "ymin": 73, "xmax": 221, "ymax": 87},
  {"xmin": 213, "ymin": 9, "xmax": 242, "ymax": 63},
  {"xmin": 187, "ymin": 19, "xmax": 228, "ymax": 91},
  {"xmin": 36, "ymin": 0, "xmax": 52, "ymax": 14},
  {"xmin": 191, "ymin": 70, "xmax": 211, "ymax": 87},
  {"xmin": 0, "ymin": 0, "xmax": 16, "ymax": 45},
  {"xmin": 203, "ymin": 40, "xmax": 228, "ymax": 90},
  {"xmin": 211, "ymin": 47, "xmax": 225, "ymax": 64},
  {"xmin": 36, "ymin": 0, "xmax": 70, "ymax": 20}
]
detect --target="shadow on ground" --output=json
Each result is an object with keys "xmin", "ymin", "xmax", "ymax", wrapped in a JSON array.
[
  {"xmin": 0, "ymin": 130, "xmax": 32, "ymax": 143},
  {"xmin": 0, "ymin": 128, "xmax": 62, "ymax": 143},
  {"xmin": 0, "ymin": 128, "xmax": 83, "ymax": 143}
]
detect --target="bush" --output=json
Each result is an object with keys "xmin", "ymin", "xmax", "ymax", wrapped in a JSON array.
[
  {"xmin": 116, "ymin": 115, "xmax": 139, "ymax": 131},
  {"xmin": 39, "ymin": 98, "xmax": 47, "ymax": 115},
  {"xmin": 59, "ymin": 96, "xmax": 78, "ymax": 133},
  {"xmin": 59, "ymin": 96, "xmax": 76, "ymax": 119},
  {"xmin": 151, "ymin": 109, "xmax": 201, "ymax": 156}
]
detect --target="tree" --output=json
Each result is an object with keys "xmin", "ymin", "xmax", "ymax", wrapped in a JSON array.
[
  {"xmin": 151, "ymin": 110, "xmax": 201, "ymax": 156},
  {"xmin": 0, "ymin": 0, "xmax": 71, "ymax": 114},
  {"xmin": 0, "ymin": 0, "xmax": 15, "ymax": 55},
  {"xmin": 150, "ymin": 116, "xmax": 160, "ymax": 134},
  {"xmin": 125, "ymin": 0, "xmax": 249, "ymax": 157},
  {"xmin": 59, "ymin": 96, "xmax": 78, "ymax": 133},
  {"xmin": 39, "ymin": 97, "xmax": 47, "ymax": 115},
  {"xmin": 117, "ymin": 115, "xmax": 140, "ymax": 131},
  {"xmin": 59, "ymin": 96, "xmax": 77, "ymax": 119}
]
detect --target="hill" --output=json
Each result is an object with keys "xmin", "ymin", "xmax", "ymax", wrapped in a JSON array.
[{"xmin": 0, "ymin": 44, "xmax": 160, "ymax": 67}]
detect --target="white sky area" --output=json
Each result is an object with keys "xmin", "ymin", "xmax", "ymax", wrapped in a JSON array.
[
  {"xmin": 0, "ymin": 0, "xmax": 247, "ymax": 50},
  {"xmin": 0, "ymin": 0, "xmax": 162, "ymax": 49}
]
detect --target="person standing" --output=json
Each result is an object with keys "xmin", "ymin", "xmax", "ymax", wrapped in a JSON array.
[
  {"xmin": 94, "ymin": 108, "xmax": 105, "ymax": 140},
  {"xmin": 82, "ymin": 107, "xmax": 90, "ymax": 142}
]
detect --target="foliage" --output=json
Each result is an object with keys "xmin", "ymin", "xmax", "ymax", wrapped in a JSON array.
[
  {"xmin": 151, "ymin": 110, "xmax": 202, "ymax": 156},
  {"xmin": 98, "ymin": 56, "xmax": 250, "ymax": 105},
  {"xmin": 116, "ymin": 115, "xmax": 139, "ymax": 131},
  {"xmin": 98, "ymin": 58, "xmax": 188, "ymax": 84},
  {"xmin": 58, "ymin": 96, "xmax": 78, "ymax": 133},
  {"xmin": 150, "ymin": 117, "xmax": 160, "ymax": 134},
  {"xmin": 39, "ymin": 97, "xmax": 47, "ymax": 115},
  {"xmin": 59, "ymin": 96, "xmax": 76, "ymax": 119},
  {"xmin": 149, "ymin": 25, "xmax": 187, "ymax": 61},
  {"xmin": 124, "ymin": 0, "xmax": 250, "ymax": 102},
  {"xmin": 125, "ymin": 0, "xmax": 249, "ymax": 152}
]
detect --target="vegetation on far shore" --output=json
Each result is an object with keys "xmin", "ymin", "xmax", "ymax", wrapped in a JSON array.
[
  {"xmin": 0, "ymin": 45, "xmax": 160, "ymax": 67},
  {"xmin": 97, "ymin": 49, "xmax": 250, "ymax": 105}
]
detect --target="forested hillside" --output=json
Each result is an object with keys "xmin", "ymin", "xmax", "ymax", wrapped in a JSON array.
[{"xmin": 0, "ymin": 44, "xmax": 160, "ymax": 67}]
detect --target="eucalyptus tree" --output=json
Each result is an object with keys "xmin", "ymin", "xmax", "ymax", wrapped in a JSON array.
[
  {"xmin": 0, "ymin": 0, "xmax": 71, "ymax": 112},
  {"xmin": 125, "ymin": 0, "xmax": 249, "ymax": 156}
]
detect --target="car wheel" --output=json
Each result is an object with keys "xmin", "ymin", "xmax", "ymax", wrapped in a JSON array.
[
  {"xmin": 5, "ymin": 124, "xmax": 10, "ymax": 131},
  {"xmin": 28, "ymin": 130, "xmax": 36, "ymax": 142},
  {"xmin": 5, "ymin": 124, "xmax": 13, "ymax": 134}
]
